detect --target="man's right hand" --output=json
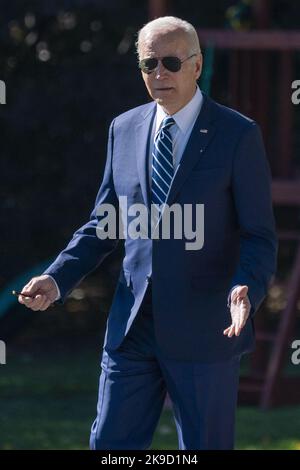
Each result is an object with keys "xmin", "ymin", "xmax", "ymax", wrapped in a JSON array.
[{"xmin": 18, "ymin": 275, "xmax": 59, "ymax": 311}]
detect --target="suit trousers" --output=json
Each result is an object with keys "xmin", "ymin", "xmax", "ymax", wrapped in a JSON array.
[{"xmin": 89, "ymin": 281, "xmax": 241, "ymax": 450}]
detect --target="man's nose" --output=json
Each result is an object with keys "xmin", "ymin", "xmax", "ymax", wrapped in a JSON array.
[{"xmin": 154, "ymin": 60, "xmax": 168, "ymax": 79}]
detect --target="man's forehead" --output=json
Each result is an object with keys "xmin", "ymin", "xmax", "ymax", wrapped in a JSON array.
[{"xmin": 140, "ymin": 30, "xmax": 189, "ymax": 54}]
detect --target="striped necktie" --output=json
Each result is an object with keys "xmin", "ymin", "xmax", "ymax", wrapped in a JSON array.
[{"xmin": 151, "ymin": 116, "xmax": 175, "ymax": 219}]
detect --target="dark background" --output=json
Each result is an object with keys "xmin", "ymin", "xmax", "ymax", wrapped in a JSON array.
[{"xmin": 0, "ymin": 0, "xmax": 299, "ymax": 345}]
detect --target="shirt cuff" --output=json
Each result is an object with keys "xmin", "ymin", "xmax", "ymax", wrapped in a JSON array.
[{"xmin": 47, "ymin": 275, "xmax": 61, "ymax": 301}]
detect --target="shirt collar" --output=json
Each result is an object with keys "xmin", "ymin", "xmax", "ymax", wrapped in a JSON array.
[{"xmin": 155, "ymin": 86, "xmax": 203, "ymax": 135}]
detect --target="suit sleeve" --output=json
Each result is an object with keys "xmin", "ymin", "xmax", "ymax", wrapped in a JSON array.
[
  {"xmin": 43, "ymin": 119, "xmax": 119, "ymax": 303},
  {"xmin": 229, "ymin": 122, "xmax": 278, "ymax": 317}
]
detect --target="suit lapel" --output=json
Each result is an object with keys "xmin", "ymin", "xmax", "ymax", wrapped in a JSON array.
[
  {"xmin": 134, "ymin": 95, "xmax": 218, "ymax": 210},
  {"xmin": 166, "ymin": 94, "xmax": 217, "ymax": 207},
  {"xmin": 135, "ymin": 103, "xmax": 156, "ymax": 209}
]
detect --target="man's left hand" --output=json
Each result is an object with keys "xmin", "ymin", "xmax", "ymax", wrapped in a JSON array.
[{"xmin": 223, "ymin": 285, "xmax": 251, "ymax": 337}]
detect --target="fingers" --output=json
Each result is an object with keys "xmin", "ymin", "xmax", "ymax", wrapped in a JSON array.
[
  {"xmin": 234, "ymin": 322, "xmax": 242, "ymax": 336},
  {"xmin": 18, "ymin": 280, "xmax": 39, "ymax": 305},
  {"xmin": 223, "ymin": 323, "xmax": 242, "ymax": 337},
  {"xmin": 18, "ymin": 293, "xmax": 51, "ymax": 311},
  {"xmin": 18, "ymin": 293, "xmax": 39, "ymax": 310},
  {"xmin": 18, "ymin": 293, "xmax": 34, "ymax": 306},
  {"xmin": 223, "ymin": 324, "xmax": 235, "ymax": 337},
  {"xmin": 225, "ymin": 286, "xmax": 251, "ymax": 338},
  {"xmin": 230, "ymin": 285, "xmax": 248, "ymax": 304},
  {"xmin": 21, "ymin": 278, "xmax": 42, "ymax": 297},
  {"xmin": 17, "ymin": 275, "xmax": 57, "ymax": 311},
  {"xmin": 224, "ymin": 297, "xmax": 248, "ymax": 337},
  {"xmin": 39, "ymin": 297, "xmax": 52, "ymax": 311}
]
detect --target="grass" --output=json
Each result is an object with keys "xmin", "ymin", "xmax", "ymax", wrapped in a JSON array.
[{"xmin": 1, "ymin": 343, "xmax": 300, "ymax": 450}]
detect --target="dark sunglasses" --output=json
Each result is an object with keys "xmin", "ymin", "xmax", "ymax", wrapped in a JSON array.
[{"xmin": 139, "ymin": 54, "xmax": 197, "ymax": 74}]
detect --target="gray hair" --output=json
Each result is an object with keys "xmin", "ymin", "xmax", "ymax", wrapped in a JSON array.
[{"xmin": 135, "ymin": 16, "xmax": 201, "ymax": 60}]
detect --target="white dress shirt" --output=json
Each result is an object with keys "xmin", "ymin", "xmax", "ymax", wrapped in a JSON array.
[{"xmin": 148, "ymin": 86, "xmax": 203, "ymax": 186}]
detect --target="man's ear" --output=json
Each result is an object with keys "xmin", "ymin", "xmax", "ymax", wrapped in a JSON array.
[{"xmin": 195, "ymin": 53, "xmax": 203, "ymax": 80}]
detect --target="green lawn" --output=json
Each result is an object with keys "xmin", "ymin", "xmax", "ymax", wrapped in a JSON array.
[{"xmin": 1, "ymin": 345, "xmax": 300, "ymax": 450}]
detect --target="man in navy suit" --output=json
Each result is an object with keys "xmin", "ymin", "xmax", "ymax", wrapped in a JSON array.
[{"xmin": 19, "ymin": 16, "xmax": 277, "ymax": 449}]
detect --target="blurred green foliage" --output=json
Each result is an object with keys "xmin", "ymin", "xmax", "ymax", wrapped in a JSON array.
[{"xmin": 1, "ymin": 345, "xmax": 300, "ymax": 450}]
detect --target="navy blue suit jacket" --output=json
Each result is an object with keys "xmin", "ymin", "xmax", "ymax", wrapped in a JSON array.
[{"xmin": 44, "ymin": 94, "xmax": 278, "ymax": 362}]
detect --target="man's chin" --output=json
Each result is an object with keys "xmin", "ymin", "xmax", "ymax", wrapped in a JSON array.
[
  {"xmin": 155, "ymin": 89, "xmax": 174, "ymax": 98},
  {"xmin": 154, "ymin": 95, "xmax": 173, "ymax": 106}
]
